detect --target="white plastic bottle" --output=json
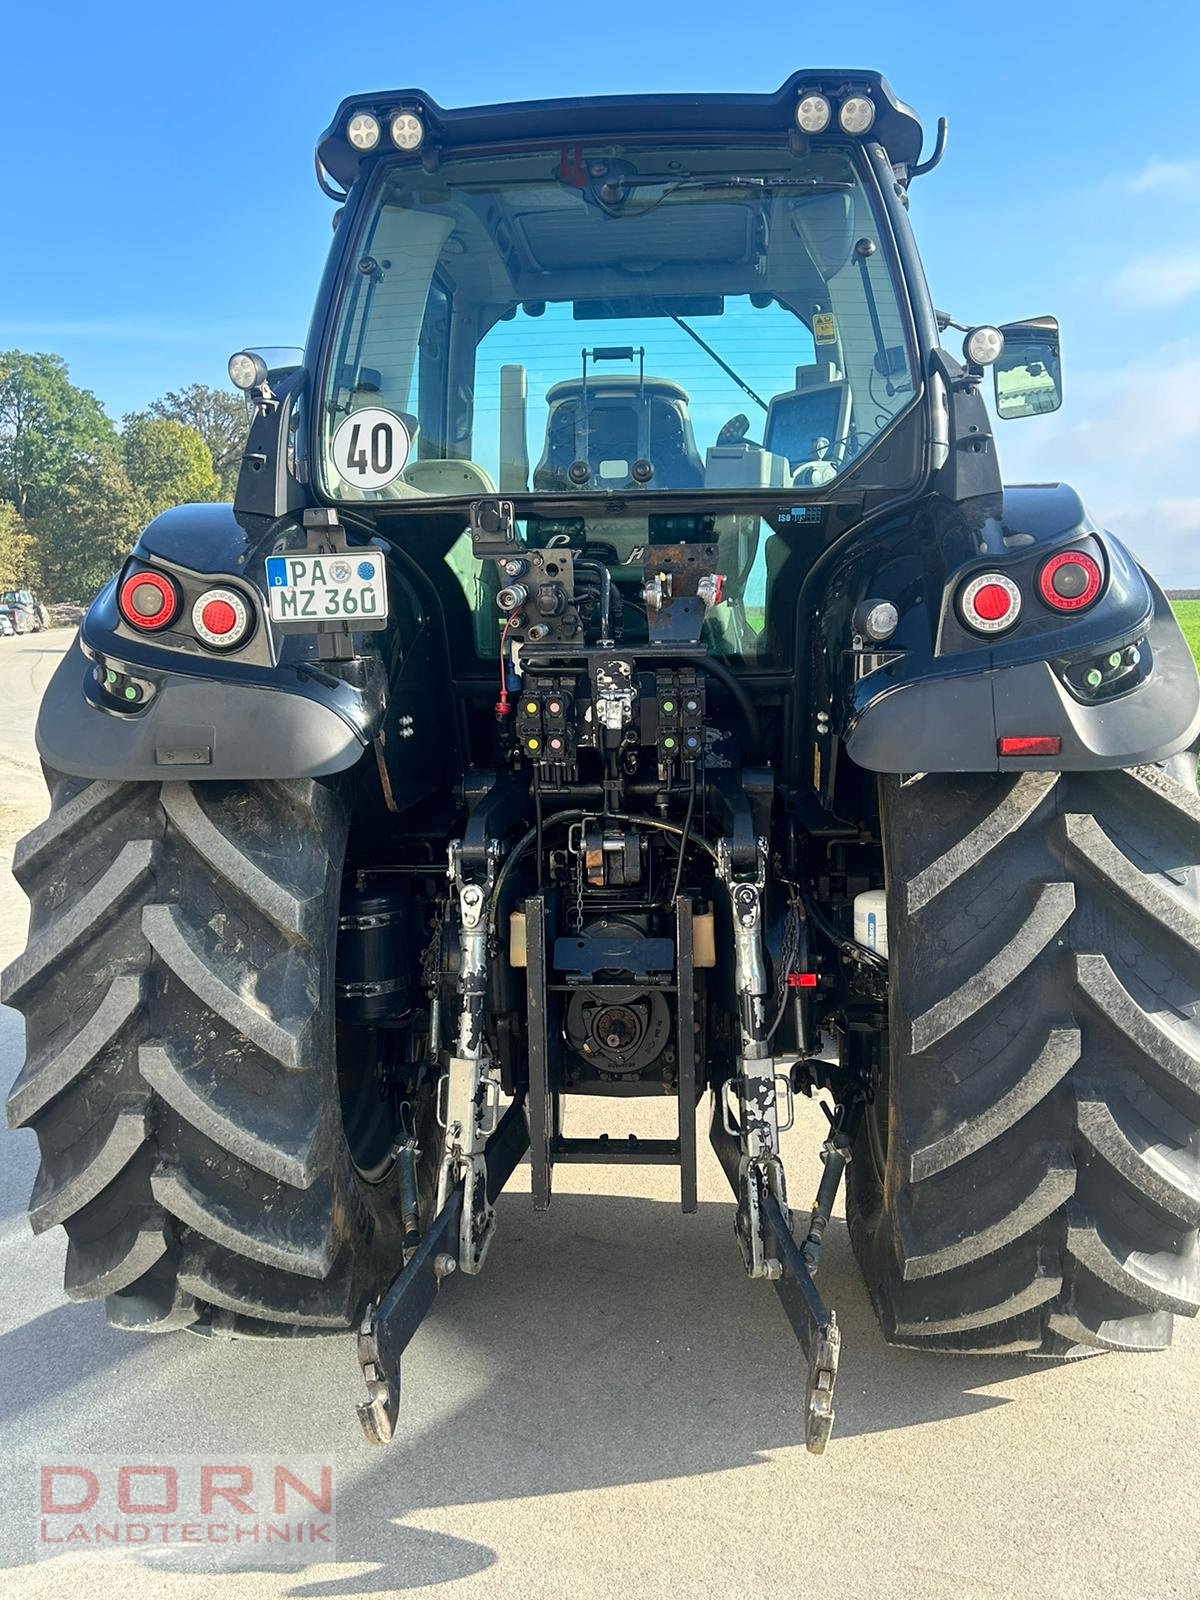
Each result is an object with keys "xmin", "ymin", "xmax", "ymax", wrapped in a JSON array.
[{"xmin": 854, "ymin": 888, "xmax": 889, "ymax": 957}]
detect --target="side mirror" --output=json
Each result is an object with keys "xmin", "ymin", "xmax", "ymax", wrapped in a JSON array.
[{"xmin": 993, "ymin": 316, "xmax": 1062, "ymax": 419}]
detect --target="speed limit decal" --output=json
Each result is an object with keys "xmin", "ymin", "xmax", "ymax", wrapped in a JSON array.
[{"xmin": 331, "ymin": 407, "xmax": 410, "ymax": 490}]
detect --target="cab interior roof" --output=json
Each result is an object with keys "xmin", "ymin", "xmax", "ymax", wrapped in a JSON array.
[
  {"xmin": 317, "ymin": 70, "xmax": 925, "ymax": 193},
  {"xmin": 407, "ymin": 181, "xmax": 830, "ymax": 312}
]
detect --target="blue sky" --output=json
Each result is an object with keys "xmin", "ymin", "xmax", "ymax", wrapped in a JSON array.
[{"xmin": 3, "ymin": 0, "xmax": 1198, "ymax": 579}]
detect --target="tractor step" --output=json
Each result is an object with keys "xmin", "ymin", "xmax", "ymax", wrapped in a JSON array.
[{"xmin": 549, "ymin": 1135, "xmax": 681, "ymax": 1164}]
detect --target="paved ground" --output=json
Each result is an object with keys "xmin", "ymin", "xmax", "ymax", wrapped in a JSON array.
[{"xmin": 0, "ymin": 629, "xmax": 1196, "ymax": 1599}]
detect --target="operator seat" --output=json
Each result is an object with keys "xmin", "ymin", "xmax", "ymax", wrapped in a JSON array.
[{"xmin": 534, "ymin": 377, "xmax": 704, "ymax": 491}]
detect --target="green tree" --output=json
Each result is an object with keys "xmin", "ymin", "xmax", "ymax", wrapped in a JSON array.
[
  {"xmin": 0, "ymin": 350, "xmax": 115, "ymax": 519},
  {"xmin": 121, "ymin": 414, "xmax": 221, "ymax": 516},
  {"xmin": 28, "ymin": 447, "xmax": 145, "ymax": 602},
  {"xmin": 0, "ymin": 501, "xmax": 33, "ymax": 588},
  {"xmin": 146, "ymin": 382, "xmax": 246, "ymax": 497}
]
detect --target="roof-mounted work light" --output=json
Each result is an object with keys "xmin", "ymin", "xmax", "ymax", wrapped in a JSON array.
[
  {"xmin": 346, "ymin": 112, "xmax": 381, "ymax": 151},
  {"xmin": 838, "ymin": 95, "xmax": 876, "ymax": 135},
  {"xmin": 389, "ymin": 112, "xmax": 425, "ymax": 151},
  {"xmin": 795, "ymin": 92, "xmax": 832, "ymax": 134}
]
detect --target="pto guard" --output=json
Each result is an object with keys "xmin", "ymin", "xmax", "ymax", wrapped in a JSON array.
[{"xmin": 844, "ymin": 570, "xmax": 1200, "ymax": 773}]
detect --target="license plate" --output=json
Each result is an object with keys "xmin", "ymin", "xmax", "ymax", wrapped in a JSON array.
[{"xmin": 265, "ymin": 553, "xmax": 388, "ymax": 627}]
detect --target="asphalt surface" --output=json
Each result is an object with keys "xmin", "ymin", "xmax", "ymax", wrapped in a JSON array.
[{"xmin": 0, "ymin": 629, "xmax": 1196, "ymax": 1599}]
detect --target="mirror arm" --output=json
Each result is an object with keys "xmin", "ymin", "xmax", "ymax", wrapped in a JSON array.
[
  {"xmin": 929, "ymin": 345, "xmax": 981, "ymax": 396},
  {"xmin": 928, "ymin": 347, "xmax": 1002, "ymax": 502},
  {"xmin": 234, "ymin": 367, "xmax": 310, "ymax": 520}
]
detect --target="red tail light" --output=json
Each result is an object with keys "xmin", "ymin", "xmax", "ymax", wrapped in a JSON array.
[
  {"xmin": 191, "ymin": 587, "xmax": 252, "ymax": 649},
  {"xmin": 118, "ymin": 570, "xmax": 179, "ymax": 631},
  {"xmin": 959, "ymin": 572, "xmax": 1021, "ymax": 634},
  {"xmin": 1038, "ymin": 550, "xmax": 1102, "ymax": 611}
]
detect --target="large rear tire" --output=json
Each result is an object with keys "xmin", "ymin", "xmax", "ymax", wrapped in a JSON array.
[
  {"xmin": 848, "ymin": 759, "xmax": 1200, "ymax": 1354},
  {"xmin": 3, "ymin": 770, "xmax": 410, "ymax": 1336}
]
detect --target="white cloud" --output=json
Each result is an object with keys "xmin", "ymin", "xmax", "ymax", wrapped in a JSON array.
[
  {"xmin": 996, "ymin": 349, "xmax": 1200, "ymax": 584},
  {"xmin": 1005, "ymin": 355, "xmax": 1200, "ymax": 465},
  {"xmin": 1127, "ymin": 158, "xmax": 1200, "ymax": 194},
  {"xmin": 1109, "ymin": 252, "xmax": 1200, "ymax": 309},
  {"xmin": 1095, "ymin": 498, "xmax": 1200, "ymax": 587}
]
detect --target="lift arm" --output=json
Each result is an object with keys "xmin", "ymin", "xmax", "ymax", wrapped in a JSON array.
[
  {"xmin": 709, "ymin": 1099, "xmax": 841, "ymax": 1454},
  {"xmin": 356, "ymin": 1096, "xmax": 530, "ymax": 1444}
]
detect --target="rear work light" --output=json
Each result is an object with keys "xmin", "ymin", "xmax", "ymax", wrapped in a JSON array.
[
  {"xmin": 838, "ymin": 95, "xmax": 876, "ymax": 135},
  {"xmin": 959, "ymin": 572, "xmax": 1021, "ymax": 634},
  {"xmin": 192, "ymin": 587, "xmax": 252, "ymax": 650},
  {"xmin": 346, "ymin": 112, "xmax": 381, "ymax": 152},
  {"xmin": 1038, "ymin": 550, "xmax": 1102, "ymax": 612},
  {"xmin": 795, "ymin": 92, "xmax": 832, "ymax": 134},
  {"xmin": 389, "ymin": 111, "xmax": 424, "ymax": 151},
  {"xmin": 118, "ymin": 570, "xmax": 178, "ymax": 632}
]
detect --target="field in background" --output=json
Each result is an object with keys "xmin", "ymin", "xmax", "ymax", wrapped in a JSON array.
[{"xmin": 1172, "ymin": 599, "xmax": 1200, "ymax": 668}]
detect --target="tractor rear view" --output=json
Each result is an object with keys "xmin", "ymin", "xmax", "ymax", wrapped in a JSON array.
[{"xmin": 6, "ymin": 72, "xmax": 1199, "ymax": 1453}]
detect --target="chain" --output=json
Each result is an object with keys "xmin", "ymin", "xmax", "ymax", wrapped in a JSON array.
[
  {"xmin": 576, "ymin": 844, "xmax": 588, "ymax": 934},
  {"xmin": 419, "ymin": 903, "xmax": 445, "ymax": 992},
  {"xmin": 565, "ymin": 822, "xmax": 585, "ymax": 933}
]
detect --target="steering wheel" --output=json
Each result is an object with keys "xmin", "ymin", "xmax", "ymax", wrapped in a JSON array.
[{"xmin": 792, "ymin": 460, "xmax": 838, "ymax": 487}]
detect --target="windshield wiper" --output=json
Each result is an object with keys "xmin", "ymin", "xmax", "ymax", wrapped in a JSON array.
[
  {"xmin": 592, "ymin": 175, "xmax": 854, "ymax": 217},
  {"xmin": 669, "ymin": 316, "xmax": 769, "ymax": 413},
  {"xmin": 609, "ymin": 177, "xmax": 854, "ymax": 194}
]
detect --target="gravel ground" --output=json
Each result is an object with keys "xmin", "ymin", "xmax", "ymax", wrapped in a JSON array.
[{"xmin": 0, "ymin": 629, "xmax": 1195, "ymax": 1599}]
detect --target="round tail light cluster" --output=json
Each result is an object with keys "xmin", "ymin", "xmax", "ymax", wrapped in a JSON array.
[
  {"xmin": 118, "ymin": 570, "xmax": 178, "ymax": 632},
  {"xmin": 192, "ymin": 587, "xmax": 252, "ymax": 649},
  {"xmin": 959, "ymin": 572, "xmax": 1022, "ymax": 634},
  {"xmin": 1038, "ymin": 550, "xmax": 1102, "ymax": 612}
]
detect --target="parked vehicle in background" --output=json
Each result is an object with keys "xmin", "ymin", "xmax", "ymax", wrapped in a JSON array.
[
  {"xmin": 0, "ymin": 590, "xmax": 50, "ymax": 634},
  {"xmin": 0, "ymin": 611, "xmax": 14, "ymax": 638}
]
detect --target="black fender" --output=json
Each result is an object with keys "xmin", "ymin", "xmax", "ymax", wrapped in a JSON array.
[
  {"xmin": 816, "ymin": 484, "xmax": 1200, "ymax": 775},
  {"xmin": 34, "ymin": 502, "xmax": 399, "ymax": 782}
]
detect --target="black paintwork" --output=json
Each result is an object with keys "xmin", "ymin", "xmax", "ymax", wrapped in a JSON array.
[
  {"xmin": 37, "ymin": 634, "xmax": 375, "ymax": 779},
  {"xmin": 843, "ymin": 571, "xmax": 1199, "ymax": 773},
  {"xmin": 816, "ymin": 487, "xmax": 1200, "ymax": 776},
  {"xmin": 316, "ymin": 71, "xmax": 927, "ymax": 194}
]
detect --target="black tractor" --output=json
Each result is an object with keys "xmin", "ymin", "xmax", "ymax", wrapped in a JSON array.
[{"xmin": 6, "ymin": 73, "xmax": 1198, "ymax": 1453}]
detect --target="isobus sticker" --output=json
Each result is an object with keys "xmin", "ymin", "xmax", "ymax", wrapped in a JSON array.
[{"xmin": 331, "ymin": 407, "xmax": 410, "ymax": 490}]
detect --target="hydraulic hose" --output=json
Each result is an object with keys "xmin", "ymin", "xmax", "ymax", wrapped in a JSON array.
[
  {"xmin": 574, "ymin": 560, "xmax": 613, "ymax": 647},
  {"xmin": 486, "ymin": 808, "xmax": 719, "ymax": 940},
  {"xmin": 689, "ymin": 655, "xmax": 762, "ymax": 752}
]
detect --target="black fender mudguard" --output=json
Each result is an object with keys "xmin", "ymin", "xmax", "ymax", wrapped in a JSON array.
[
  {"xmin": 35, "ymin": 502, "xmax": 391, "ymax": 782},
  {"xmin": 819, "ymin": 484, "xmax": 1200, "ymax": 774}
]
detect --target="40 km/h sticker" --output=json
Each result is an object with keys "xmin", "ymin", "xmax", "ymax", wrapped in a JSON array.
[{"xmin": 331, "ymin": 407, "xmax": 410, "ymax": 490}]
